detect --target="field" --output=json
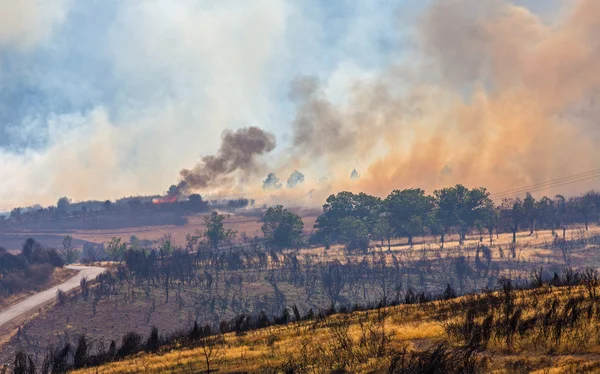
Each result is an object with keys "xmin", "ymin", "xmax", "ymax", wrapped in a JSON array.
[
  {"xmin": 3, "ymin": 224, "xmax": 600, "ymax": 371},
  {"xmin": 71, "ymin": 281, "xmax": 600, "ymax": 373},
  {"xmin": 0, "ymin": 213, "xmax": 318, "ymax": 251}
]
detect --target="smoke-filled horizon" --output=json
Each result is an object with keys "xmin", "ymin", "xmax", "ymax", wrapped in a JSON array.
[{"xmin": 0, "ymin": 0, "xmax": 598, "ymax": 211}]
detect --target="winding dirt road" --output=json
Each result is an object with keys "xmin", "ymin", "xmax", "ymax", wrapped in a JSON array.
[{"xmin": 0, "ymin": 265, "xmax": 105, "ymax": 328}]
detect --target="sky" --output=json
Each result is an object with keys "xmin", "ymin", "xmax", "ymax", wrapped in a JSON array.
[{"xmin": 0, "ymin": 0, "xmax": 596, "ymax": 211}]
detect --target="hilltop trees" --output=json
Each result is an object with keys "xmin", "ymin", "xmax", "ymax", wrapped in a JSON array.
[
  {"xmin": 385, "ymin": 189, "xmax": 434, "ymax": 247},
  {"xmin": 314, "ymin": 192, "xmax": 381, "ymax": 246},
  {"xmin": 432, "ymin": 185, "xmax": 492, "ymax": 246},
  {"xmin": 261, "ymin": 205, "xmax": 304, "ymax": 249},
  {"xmin": 311, "ymin": 184, "xmax": 600, "ymax": 250}
]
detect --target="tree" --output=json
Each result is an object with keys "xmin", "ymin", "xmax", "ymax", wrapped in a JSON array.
[
  {"xmin": 21, "ymin": 238, "xmax": 40, "ymax": 261},
  {"xmin": 57, "ymin": 197, "xmax": 71, "ymax": 213},
  {"xmin": 339, "ymin": 216, "xmax": 370, "ymax": 253},
  {"xmin": 523, "ymin": 193, "xmax": 537, "ymax": 235},
  {"xmin": 188, "ymin": 194, "xmax": 207, "ymax": 211},
  {"xmin": 373, "ymin": 215, "xmax": 394, "ymax": 250},
  {"xmin": 314, "ymin": 191, "xmax": 381, "ymax": 245},
  {"xmin": 536, "ymin": 196, "xmax": 554, "ymax": 234},
  {"xmin": 261, "ymin": 205, "xmax": 304, "ymax": 249},
  {"xmin": 320, "ymin": 261, "xmax": 345, "ymax": 307},
  {"xmin": 554, "ymin": 195, "xmax": 567, "ymax": 239},
  {"xmin": 106, "ymin": 237, "xmax": 128, "ymax": 261},
  {"xmin": 204, "ymin": 211, "xmax": 236, "ymax": 250},
  {"xmin": 433, "ymin": 185, "xmax": 492, "ymax": 246},
  {"xmin": 482, "ymin": 202, "xmax": 499, "ymax": 245},
  {"xmin": 501, "ymin": 198, "xmax": 526, "ymax": 244},
  {"xmin": 384, "ymin": 189, "xmax": 434, "ymax": 247},
  {"xmin": 569, "ymin": 192, "xmax": 597, "ymax": 230},
  {"xmin": 73, "ymin": 335, "xmax": 88, "ymax": 369},
  {"xmin": 61, "ymin": 235, "xmax": 79, "ymax": 264},
  {"xmin": 474, "ymin": 219, "xmax": 485, "ymax": 242},
  {"xmin": 103, "ymin": 200, "xmax": 112, "ymax": 211},
  {"xmin": 199, "ymin": 334, "xmax": 224, "ymax": 373}
]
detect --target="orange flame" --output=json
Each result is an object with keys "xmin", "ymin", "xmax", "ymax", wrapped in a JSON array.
[{"xmin": 152, "ymin": 195, "xmax": 178, "ymax": 204}]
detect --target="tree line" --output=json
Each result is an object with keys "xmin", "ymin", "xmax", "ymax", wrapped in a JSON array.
[
  {"xmin": 1, "ymin": 194, "xmax": 255, "ymax": 227},
  {"xmin": 311, "ymin": 186, "xmax": 600, "ymax": 251}
]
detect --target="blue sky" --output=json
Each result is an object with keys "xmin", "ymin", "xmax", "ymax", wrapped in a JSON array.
[{"xmin": 0, "ymin": 0, "xmax": 572, "ymax": 209}]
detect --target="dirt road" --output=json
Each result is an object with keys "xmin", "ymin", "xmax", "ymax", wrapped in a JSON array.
[{"xmin": 0, "ymin": 265, "xmax": 105, "ymax": 328}]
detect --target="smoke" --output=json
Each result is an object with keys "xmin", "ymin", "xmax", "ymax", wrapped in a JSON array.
[
  {"xmin": 286, "ymin": 170, "xmax": 305, "ymax": 188},
  {"xmin": 279, "ymin": 0, "xmax": 600, "ymax": 199},
  {"xmin": 3, "ymin": 0, "xmax": 600, "ymax": 210},
  {"xmin": 263, "ymin": 173, "xmax": 282, "ymax": 190},
  {"xmin": 0, "ymin": 0, "xmax": 70, "ymax": 50},
  {"xmin": 180, "ymin": 127, "xmax": 276, "ymax": 193}
]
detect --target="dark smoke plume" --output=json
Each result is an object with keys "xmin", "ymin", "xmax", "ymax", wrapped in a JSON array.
[
  {"xmin": 179, "ymin": 127, "xmax": 276, "ymax": 193},
  {"xmin": 286, "ymin": 170, "xmax": 305, "ymax": 188}
]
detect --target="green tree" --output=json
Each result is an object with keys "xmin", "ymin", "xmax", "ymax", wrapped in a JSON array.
[
  {"xmin": 106, "ymin": 237, "xmax": 128, "ymax": 260},
  {"xmin": 433, "ymin": 185, "xmax": 492, "ymax": 246},
  {"xmin": 536, "ymin": 196, "xmax": 554, "ymax": 234},
  {"xmin": 523, "ymin": 192, "xmax": 537, "ymax": 234},
  {"xmin": 339, "ymin": 216, "xmax": 370, "ymax": 253},
  {"xmin": 373, "ymin": 215, "xmax": 394, "ymax": 250},
  {"xmin": 261, "ymin": 205, "xmax": 304, "ymax": 249},
  {"xmin": 501, "ymin": 198, "xmax": 526, "ymax": 244},
  {"xmin": 482, "ymin": 202, "xmax": 499, "ymax": 245},
  {"xmin": 61, "ymin": 235, "xmax": 79, "ymax": 264},
  {"xmin": 569, "ymin": 192, "xmax": 596, "ymax": 231},
  {"xmin": 204, "ymin": 211, "xmax": 236, "ymax": 249},
  {"xmin": 384, "ymin": 188, "xmax": 434, "ymax": 247},
  {"xmin": 314, "ymin": 191, "xmax": 381, "ymax": 245},
  {"xmin": 159, "ymin": 233, "xmax": 175, "ymax": 256}
]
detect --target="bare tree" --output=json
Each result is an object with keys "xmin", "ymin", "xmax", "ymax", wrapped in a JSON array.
[
  {"xmin": 199, "ymin": 334, "xmax": 224, "ymax": 373},
  {"xmin": 320, "ymin": 261, "xmax": 345, "ymax": 308}
]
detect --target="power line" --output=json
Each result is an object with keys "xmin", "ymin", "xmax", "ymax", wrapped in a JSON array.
[
  {"xmin": 490, "ymin": 168, "xmax": 600, "ymax": 198},
  {"xmin": 492, "ymin": 174, "xmax": 600, "ymax": 199},
  {"xmin": 491, "ymin": 172, "xmax": 600, "ymax": 200}
]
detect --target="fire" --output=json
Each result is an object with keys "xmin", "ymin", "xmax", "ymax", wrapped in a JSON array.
[{"xmin": 152, "ymin": 195, "xmax": 178, "ymax": 204}]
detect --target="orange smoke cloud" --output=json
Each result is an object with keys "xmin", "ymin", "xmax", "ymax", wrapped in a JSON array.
[{"xmin": 266, "ymin": 0, "xmax": 600, "ymax": 203}]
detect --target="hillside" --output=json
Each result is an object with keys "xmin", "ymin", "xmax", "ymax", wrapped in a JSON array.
[
  {"xmin": 69, "ymin": 279, "xmax": 600, "ymax": 373},
  {"xmin": 3, "ymin": 226, "xmax": 600, "ymax": 368}
]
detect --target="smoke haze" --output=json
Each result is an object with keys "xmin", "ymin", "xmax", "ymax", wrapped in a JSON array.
[{"xmin": 1, "ymin": 0, "xmax": 599, "ymax": 210}]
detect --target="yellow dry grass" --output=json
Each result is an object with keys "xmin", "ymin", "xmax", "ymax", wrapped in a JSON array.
[{"xmin": 74, "ymin": 280, "xmax": 600, "ymax": 374}]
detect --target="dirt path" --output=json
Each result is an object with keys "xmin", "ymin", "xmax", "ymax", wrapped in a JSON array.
[{"xmin": 0, "ymin": 265, "xmax": 105, "ymax": 328}]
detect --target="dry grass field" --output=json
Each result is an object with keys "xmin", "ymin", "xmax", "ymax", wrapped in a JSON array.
[{"xmin": 71, "ymin": 282, "xmax": 600, "ymax": 374}]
